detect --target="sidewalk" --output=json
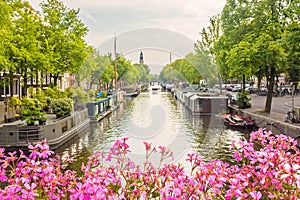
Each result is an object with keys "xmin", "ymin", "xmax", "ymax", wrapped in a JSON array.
[{"xmin": 243, "ymin": 94, "xmax": 300, "ymax": 127}]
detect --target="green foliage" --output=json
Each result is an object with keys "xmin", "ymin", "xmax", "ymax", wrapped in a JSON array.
[
  {"xmin": 8, "ymin": 96, "xmax": 22, "ymax": 111},
  {"xmin": 283, "ymin": 23, "xmax": 300, "ymax": 83},
  {"xmin": 27, "ymin": 86, "xmax": 70, "ymax": 111},
  {"xmin": 64, "ymin": 87, "xmax": 74, "ymax": 98},
  {"xmin": 101, "ymin": 91, "xmax": 107, "ymax": 98},
  {"xmin": 20, "ymin": 98, "xmax": 46, "ymax": 125},
  {"xmin": 116, "ymin": 56, "xmax": 131, "ymax": 81},
  {"xmin": 44, "ymin": 87, "xmax": 67, "ymax": 99},
  {"xmin": 159, "ymin": 58, "xmax": 202, "ymax": 84},
  {"xmin": 50, "ymin": 98, "xmax": 73, "ymax": 118},
  {"xmin": 213, "ymin": 0, "xmax": 296, "ymax": 113},
  {"xmin": 101, "ymin": 65, "xmax": 115, "ymax": 86},
  {"xmin": 236, "ymin": 92, "xmax": 251, "ymax": 109},
  {"xmin": 40, "ymin": 0, "xmax": 89, "ymax": 85},
  {"xmin": 73, "ymin": 87, "xmax": 89, "ymax": 103},
  {"xmin": 0, "ymin": 0, "xmax": 89, "ymax": 96},
  {"xmin": 77, "ymin": 47, "xmax": 98, "ymax": 86}
]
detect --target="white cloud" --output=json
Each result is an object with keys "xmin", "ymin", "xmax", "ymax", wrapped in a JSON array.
[{"xmin": 27, "ymin": 0, "xmax": 226, "ymax": 65}]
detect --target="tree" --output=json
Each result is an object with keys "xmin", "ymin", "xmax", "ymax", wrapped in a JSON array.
[
  {"xmin": 101, "ymin": 65, "xmax": 115, "ymax": 90},
  {"xmin": 77, "ymin": 46, "xmax": 98, "ymax": 88},
  {"xmin": 186, "ymin": 52, "xmax": 217, "ymax": 88},
  {"xmin": 216, "ymin": 0, "xmax": 290, "ymax": 113},
  {"xmin": 8, "ymin": 0, "xmax": 45, "ymax": 96},
  {"xmin": 116, "ymin": 56, "xmax": 131, "ymax": 82},
  {"xmin": 159, "ymin": 58, "xmax": 202, "ymax": 85},
  {"xmin": 226, "ymin": 40, "xmax": 256, "ymax": 91},
  {"xmin": 283, "ymin": 23, "xmax": 300, "ymax": 87},
  {"xmin": 40, "ymin": 0, "xmax": 88, "ymax": 86},
  {"xmin": 0, "ymin": 0, "xmax": 14, "ymax": 71},
  {"xmin": 195, "ymin": 15, "xmax": 222, "ymax": 92},
  {"xmin": 94, "ymin": 54, "xmax": 113, "ymax": 90}
]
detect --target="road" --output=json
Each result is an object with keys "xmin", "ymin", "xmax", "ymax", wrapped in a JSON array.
[
  {"xmin": 225, "ymin": 90, "xmax": 300, "ymax": 126},
  {"xmin": 249, "ymin": 93, "xmax": 300, "ymax": 114}
]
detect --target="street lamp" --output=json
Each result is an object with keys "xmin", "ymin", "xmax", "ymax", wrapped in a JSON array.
[{"xmin": 292, "ymin": 84, "xmax": 295, "ymax": 112}]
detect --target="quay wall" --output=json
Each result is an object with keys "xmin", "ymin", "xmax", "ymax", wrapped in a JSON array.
[{"xmin": 230, "ymin": 106, "xmax": 300, "ymax": 142}]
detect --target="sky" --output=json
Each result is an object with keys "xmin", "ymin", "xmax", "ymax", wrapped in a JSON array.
[{"xmin": 28, "ymin": 0, "xmax": 226, "ymax": 74}]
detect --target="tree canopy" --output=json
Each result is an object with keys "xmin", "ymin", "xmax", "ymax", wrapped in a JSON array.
[
  {"xmin": 206, "ymin": 0, "xmax": 300, "ymax": 113},
  {"xmin": 0, "ymin": 0, "xmax": 89, "ymax": 95}
]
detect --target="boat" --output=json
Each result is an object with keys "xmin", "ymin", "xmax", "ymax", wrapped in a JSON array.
[
  {"xmin": 122, "ymin": 87, "xmax": 140, "ymax": 97},
  {"xmin": 150, "ymin": 82, "xmax": 161, "ymax": 94},
  {"xmin": 221, "ymin": 114, "xmax": 255, "ymax": 128},
  {"xmin": 0, "ymin": 109, "xmax": 90, "ymax": 151},
  {"xmin": 151, "ymin": 86, "xmax": 161, "ymax": 94}
]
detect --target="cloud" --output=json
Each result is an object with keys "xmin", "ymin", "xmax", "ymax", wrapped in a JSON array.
[{"xmin": 27, "ymin": 0, "xmax": 226, "ymax": 65}]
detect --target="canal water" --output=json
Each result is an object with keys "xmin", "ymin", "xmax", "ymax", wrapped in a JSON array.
[{"xmin": 56, "ymin": 91, "xmax": 254, "ymax": 171}]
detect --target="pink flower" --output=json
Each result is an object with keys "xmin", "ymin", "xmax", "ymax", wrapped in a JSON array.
[
  {"xmin": 173, "ymin": 188, "xmax": 182, "ymax": 196},
  {"xmin": 165, "ymin": 197, "xmax": 180, "ymax": 200},
  {"xmin": 250, "ymin": 191, "xmax": 262, "ymax": 200}
]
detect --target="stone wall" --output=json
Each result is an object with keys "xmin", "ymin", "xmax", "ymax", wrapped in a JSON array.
[{"xmin": 231, "ymin": 107, "xmax": 300, "ymax": 144}]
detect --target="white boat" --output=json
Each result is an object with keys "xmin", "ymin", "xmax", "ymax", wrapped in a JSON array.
[{"xmin": 150, "ymin": 82, "xmax": 161, "ymax": 94}]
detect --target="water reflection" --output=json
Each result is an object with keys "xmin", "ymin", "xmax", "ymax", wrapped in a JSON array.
[{"xmin": 56, "ymin": 91, "xmax": 250, "ymax": 170}]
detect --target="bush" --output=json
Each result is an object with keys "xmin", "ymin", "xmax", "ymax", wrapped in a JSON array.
[
  {"xmin": 8, "ymin": 96, "xmax": 22, "ymax": 111},
  {"xmin": 44, "ymin": 87, "xmax": 67, "ymax": 99},
  {"xmin": 50, "ymin": 98, "xmax": 73, "ymax": 118},
  {"xmin": 64, "ymin": 87, "xmax": 74, "ymax": 98},
  {"xmin": 20, "ymin": 98, "xmax": 46, "ymax": 125},
  {"xmin": 237, "ymin": 91, "xmax": 251, "ymax": 109}
]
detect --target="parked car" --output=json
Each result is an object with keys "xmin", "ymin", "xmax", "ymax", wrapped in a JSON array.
[
  {"xmin": 258, "ymin": 88, "xmax": 268, "ymax": 96},
  {"xmin": 245, "ymin": 86, "xmax": 258, "ymax": 94},
  {"xmin": 232, "ymin": 86, "xmax": 242, "ymax": 92},
  {"xmin": 226, "ymin": 93, "xmax": 238, "ymax": 104}
]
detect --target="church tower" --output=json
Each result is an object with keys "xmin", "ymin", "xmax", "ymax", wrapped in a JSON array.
[{"xmin": 139, "ymin": 51, "xmax": 144, "ymax": 64}]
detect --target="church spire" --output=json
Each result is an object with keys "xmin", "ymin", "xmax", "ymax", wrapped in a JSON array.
[{"xmin": 139, "ymin": 51, "xmax": 144, "ymax": 64}]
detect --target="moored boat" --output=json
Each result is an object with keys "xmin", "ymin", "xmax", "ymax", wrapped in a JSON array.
[
  {"xmin": 150, "ymin": 82, "xmax": 161, "ymax": 94},
  {"xmin": 221, "ymin": 114, "xmax": 255, "ymax": 129},
  {"xmin": 0, "ymin": 109, "xmax": 90, "ymax": 151},
  {"xmin": 151, "ymin": 86, "xmax": 161, "ymax": 94},
  {"xmin": 122, "ymin": 87, "xmax": 140, "ymax": 97}
]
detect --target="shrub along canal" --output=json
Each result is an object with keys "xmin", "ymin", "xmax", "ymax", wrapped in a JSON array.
[{"xmin": 56, "ymin": 91, "xmax": 256, "ymax": 171}]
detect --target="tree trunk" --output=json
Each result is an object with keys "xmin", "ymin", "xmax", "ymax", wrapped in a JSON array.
[
  {"xmin": 35, "ymin": 69, "xmax": 39, "ymax": 88},
  {"xmin": 264, "ymin": 65, "xmax": 275, "ymax": 113},
  {"xmin": 53, "ymin": 74, "xmax": 58, "ymax": 86},
  {"xmin": 22, "ymin": 71, "xmax": 28, "ymax": 97},
  {"xmin": 242, "ymin": 74, "xmax": 246, "ymax": 92},
  {"xmin": 218, "ymin": 73, "xmax": 222, "ymax": 94},
  {"xmin": 257, "ymin": 77, "xmax": 261, "ymax": 90},
  {"xmin": 9, "ymin": 72, "xmax": 13, "ymax": 97}
]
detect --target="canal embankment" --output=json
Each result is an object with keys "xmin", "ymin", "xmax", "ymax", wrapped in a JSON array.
[
  {"xmin": 229, "ymin": 94, "xmax": 300, "ymax": 142},
  {"xmin": 171, "ymin": 88, "xmax": 300, "ymax": 142}
]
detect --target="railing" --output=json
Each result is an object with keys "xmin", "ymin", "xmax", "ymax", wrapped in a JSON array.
[{"xmin": 0, "ymin": 127, "xmax": 44, "ymax": 145}]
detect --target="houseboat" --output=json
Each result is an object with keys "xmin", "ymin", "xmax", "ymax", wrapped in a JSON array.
[
  {"xmin": 173, "ymin": 89, "xmax": 228, "ymax": 115},
  {"xmin": 122, "ymin": 87, "xmax": 140, "ymax": 97},
  {"xmin": 0, "ymin": 108, "xmax": 90, "ymax": 151},
  {"xmin": 86, "ymin": 91, "xmax": 124, "ymax": 122}
]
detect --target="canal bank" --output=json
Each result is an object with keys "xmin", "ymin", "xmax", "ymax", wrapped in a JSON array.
[{"xmin": 229, "ymin": 94, "xmax": 300, "ymax": 142}]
